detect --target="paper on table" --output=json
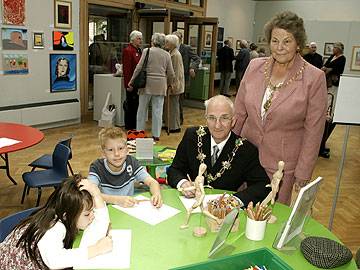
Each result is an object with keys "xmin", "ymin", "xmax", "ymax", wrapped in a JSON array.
[
  {"xmin": 112, "ymin": 195, "xmax": 181, "ymax": 225},
  {"xmin": 75, "ymin": 229, "xmax": 131, "ymax": 269},
  {"xmin": 179, "ymin": 194, "xmax": 226, "ymax": 213},
  {"xmin": 0, "ymin": 137, "xmax": 21, "ymax": 149}
]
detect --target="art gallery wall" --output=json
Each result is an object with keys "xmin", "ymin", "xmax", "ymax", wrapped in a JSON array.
[
  {"xmin": 0, "ymin": 0, "xmax": 80, "ymax": 127},
  {"xmin": 253, "ymin": 0, "xmax": 360, "ymax": 75}
]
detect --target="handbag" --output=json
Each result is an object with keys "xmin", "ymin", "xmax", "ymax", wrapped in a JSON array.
[{"xmin": 132, "ymin": 48, "xmax": 150, "ymax": 89}]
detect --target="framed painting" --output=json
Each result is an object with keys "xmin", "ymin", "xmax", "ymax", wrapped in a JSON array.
[
  {"xmin": 33, "ymin": 32, "xmax": 44, "ymax": 49},
  {"xmin": 53, "ymin": 31, "xmax": 74, "ymax": 50},
  {"xmin": 236, "ymin": 40, "xmax": 241, "ymax": 50},
  {"xmin": 2, "ymin": 0, "xmax": 25, "ymax": 25},
  {"xmin": 50, "ymin": 54, "xmax": 77, "ymax": 92},
  {"xmin": 205, "ymin": 31, "xmax": 212, "ymax": 48},
  {"xmin": 350, "ymin": 46, "xmax": 360, "ymax": 71},
  {"xmin": 54, "ymin": 0, "xmax": 72, "ymax": 29},
  {"xmin": 324, "ymin": 42, "xmax": 334, "ymax": 56},
  {"xmin": 1, "ymin": 28, "xmax": 28, "ymax": 50},
  {"xmin": 257, "ymin": 35, "xmax": 267, "ymax": 44},
  {"xmin": 2, "ymin": 53, "xmax": 28, "ymax": 75}
]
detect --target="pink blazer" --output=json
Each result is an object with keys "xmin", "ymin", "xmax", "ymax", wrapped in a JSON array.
[{"xmin": 234, "ymin": 54, "xmax": 327, "ymax": 185}]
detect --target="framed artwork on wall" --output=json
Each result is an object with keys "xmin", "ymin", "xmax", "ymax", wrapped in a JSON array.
[
  {"xmin": 53, "ymin": 31, "xmax": 74, "ymax": 50},
  {"xmin": 257, "ymin": 35, "xmax": 267, "ymax": 44},
  {"xmin": 2, "ymin": 53, "xmax": 28, "ymax": 75},
  {"xmin": 205, "ymin": 31, "xmax": 212, "ymax": 48},
  {"xmin": 50, "ymin": 54, "xmax": 76, "ymax": 92},
  {"xmin": 1, "ymin": 28, "xmax": 28, "ymax": 50},
  {"xmin": 236, "ymin": 40, "xmax": 241, "ymax": 50},
  {"xmin": 33, "ymin": 32, "xmax": 44, "ymax": 49},
  {"xmin": 2, "ymin": 0, "xmax": 25, "ymax": 25},
  {"xmin": 54, "ymin": 0, "xmax": 72, "ymax": 29},
  {"xmin": 350, "ymin": 46, "xmax": 360, "ymax": 71},
  {"xmin": 324, "ymin": 42, "xmax": 334, "ymax": 56}
]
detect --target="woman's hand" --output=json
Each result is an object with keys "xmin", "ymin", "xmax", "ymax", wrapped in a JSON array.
[{"xmin": 151, "ymin": 193, "xmax": 163, "ymax": 208}]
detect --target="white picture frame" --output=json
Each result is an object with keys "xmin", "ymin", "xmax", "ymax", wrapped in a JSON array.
[{"xmin": 274, "ymin": 177, "xmax": 323, "ymax": 249}]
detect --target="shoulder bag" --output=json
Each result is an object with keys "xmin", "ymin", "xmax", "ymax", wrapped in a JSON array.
[{"xmin": 132, "ymin": 48, "xmax": 150, "ymax": 89}]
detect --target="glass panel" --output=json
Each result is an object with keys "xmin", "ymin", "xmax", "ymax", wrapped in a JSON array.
[
  {"xmin": 191, "ymin": 0, "xmax": 201, "ymax": 7},
  {"xmin": 88, "ymin": 4, "xmax": 131, "ymax": 110}
]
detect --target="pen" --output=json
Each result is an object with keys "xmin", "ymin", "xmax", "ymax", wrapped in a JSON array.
[{"xmin": 106, "ymin": 222, "xmax": 112, "ymax": 236}]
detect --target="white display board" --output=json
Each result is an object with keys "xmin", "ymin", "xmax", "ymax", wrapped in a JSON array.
[{"xmin": 333, "ymin": 75, "xmax": 360, "ymax": 124}]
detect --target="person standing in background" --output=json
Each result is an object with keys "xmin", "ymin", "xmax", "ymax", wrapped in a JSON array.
[
  {"xmin": 234, "ymin": 40, "xmax": 250, "ymax": 90},
  {"xmin": 303, "ymin": 42, "xmax": 323, "ymax": 69},
  {"xmin": 233, "ymin": 11, "xmax": 327, "ymax": 205},
  {"xmin": 249, "ymin": 43, "xmax": 259, "ymax": 60},
  {"xmin": 129, "ymin": 33, "xmax": 175, "ymax": 141},
  {"xmin": 318, "ymin": 42, "xmax": 346, "ymax": 158},
  {"xmin": 217, "ymin": 40, "xmax": 234, "ymax": 97},
  {"xmin": 122, "ymin": 30, "xmax": 142, "ymax": 130},
  {"xmin": 172, "ymin": 31, "xmax": 201, "ymax": 125}
]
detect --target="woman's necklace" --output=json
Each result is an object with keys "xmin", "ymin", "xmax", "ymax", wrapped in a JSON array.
[
  {"xmin": 195, "ymin": 126, "xmax": 245, "ymax": 184},
  {"xmin": 263, "ymin": 56, "xmax": 307, "ymax": 113}
]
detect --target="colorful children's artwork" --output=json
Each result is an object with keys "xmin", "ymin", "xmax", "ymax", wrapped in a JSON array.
[
  {"xmin": 1, "ymin": 28, "xmax": 28, "ymax": 50},
  {"xmin": 50, "ymin": 54, "xmax": 77, "ymax": 92},
  {"xmin": 2, "ymin": 0, "xmax": 25, "ymax": 25},
  {"xmin": 53, "ymin": 31, "xmax": 74, "ymax": 50},
  {"xmin": 2, "ymin": 53, "xmax": 29, "ymax": 75}
]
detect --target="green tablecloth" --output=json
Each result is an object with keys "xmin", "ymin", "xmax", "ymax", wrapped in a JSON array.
[{"xmin": 75, "ymin": 188, "xmax": 357, "ymax": 270}]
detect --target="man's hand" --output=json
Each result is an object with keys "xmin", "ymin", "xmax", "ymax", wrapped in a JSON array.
[
  {"xmin": 179, "ymin": 181, "xmax": 195, "ymax": 198},
  {"xmin": 116, "ymin": 196, "xmax": 137, "ymax": 207},
  {"xmin": 189, "ymin": 69, "xmax": 196, "ymax": 78}
]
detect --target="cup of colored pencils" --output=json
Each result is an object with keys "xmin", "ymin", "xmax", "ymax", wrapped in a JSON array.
[{"xmin": 245, "ymin": 202, "xmax": 271, "ymax": 241}]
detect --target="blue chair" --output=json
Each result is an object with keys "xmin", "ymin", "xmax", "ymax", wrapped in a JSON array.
[
  {"xmin": 0, "ymin": 208, "xmax": 37, "ymax": 242},
  {"xmin": 28, "ymin": 136, "xmax": 74, "ymax": 175},
  {"xmin": 21, "ymin": 143, "xmax": 71, "ymax": 206}
]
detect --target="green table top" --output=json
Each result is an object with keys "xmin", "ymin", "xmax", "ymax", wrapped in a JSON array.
[{"xmin": 75, "ymin": 188, "xmax": 357, "ymax": 270}]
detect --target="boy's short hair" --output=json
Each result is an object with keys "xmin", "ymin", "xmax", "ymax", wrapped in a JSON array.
[{"xmin": 98, "ymin": 127, "xmax": 127, "ymax": 149}]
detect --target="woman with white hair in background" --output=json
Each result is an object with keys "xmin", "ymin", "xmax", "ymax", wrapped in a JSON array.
[
  {"xmin": 164, "ymin": 34, "xmax": 184, "ymax": 133},
  {"xmin": 129, "ymin": 33, "xmax": 175, "ymax": 141}
]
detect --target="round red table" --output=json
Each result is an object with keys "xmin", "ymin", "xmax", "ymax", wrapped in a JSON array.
[{"xmin": 0, "ymin": 122, "xmax": 44, "ymax": 185}]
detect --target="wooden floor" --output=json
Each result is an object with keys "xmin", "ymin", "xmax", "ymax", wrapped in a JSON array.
[{"xmin": 1, "ymin": 103, "xmax": 359, "ymax": 255}]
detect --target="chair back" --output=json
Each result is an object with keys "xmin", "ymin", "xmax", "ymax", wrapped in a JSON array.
[
  {"xmin": 59, "ymin": 136, "xmax": 73, "ymax": 160},
  {"xmin": 0, "ymin": 208, "xmax": 37, "ymax": 242},
  {"xmin": 52, "ymin": 143, "xmax": 71, "ymax": 177}
]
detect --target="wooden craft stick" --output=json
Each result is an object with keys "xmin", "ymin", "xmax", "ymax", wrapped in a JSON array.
[
  {"xmin": 246, "ymin": 208, "xmax": 256, "ymax": 220},
  {"xmin": 186, "ymin": 174, "xmax": 192, "ymax": 183}
]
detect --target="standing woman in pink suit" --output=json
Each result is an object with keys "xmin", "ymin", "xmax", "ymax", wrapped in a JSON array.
[{"xmin": 233, "ymin": 11, "xmax": 327, "ymax": 205}]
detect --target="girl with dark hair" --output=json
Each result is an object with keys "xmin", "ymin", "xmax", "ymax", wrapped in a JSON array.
[{"xmin": 0, "ymin": 175, "xmax": 112, "ymax": 269}]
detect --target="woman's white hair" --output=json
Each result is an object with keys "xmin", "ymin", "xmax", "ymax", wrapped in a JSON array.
[
  {"xmin": 151, "ymin": 33, "xmax": 165, "ymax": 47},
  {"xmin": 165, "ymin": 34, "xmax": 179, "ymax": 47},
  {"xmin": 129, "ymin": 30, "xmax": 142, "ymax": 42}
]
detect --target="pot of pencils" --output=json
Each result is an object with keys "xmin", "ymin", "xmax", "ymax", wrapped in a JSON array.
[
  {"xmin": 206, "ymin": 193, "xmax": 241, "ymax": 232},
  {"xmin": 245, "ymin": 201, "xmax": 271, "ymax": 241}
]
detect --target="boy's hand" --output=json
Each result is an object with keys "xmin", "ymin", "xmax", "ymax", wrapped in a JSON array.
[
  {"xmin": 151, "ymin": 193, "xmax": 163, "ymax": 208},
  {"xmin": 116, "ymin": 196, "xmax": 137, "ymax": 207}
]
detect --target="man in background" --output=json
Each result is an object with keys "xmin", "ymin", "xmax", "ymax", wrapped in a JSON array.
[
  {"xmin": 217, "ymin": 40, "xmax": 234, "ymax": 97},
  {"xmin": 122, "ymin": 30, "xmax": 142, "ymax": 130},
  {"xmin": 304, "ymin": 42, "xmax": 323, "ymax": 69},
  {"xmin": 234, "ymin": 40, "xmax": 250, "ymax": 91},
  {"xmin": 173, "ymin": 31, "xmax": 201, "ymax": 124}
]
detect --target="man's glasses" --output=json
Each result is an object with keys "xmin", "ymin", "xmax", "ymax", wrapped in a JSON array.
[{"xmin": 205, "ymin": 115, "xmax": 233, "ymax": 124}]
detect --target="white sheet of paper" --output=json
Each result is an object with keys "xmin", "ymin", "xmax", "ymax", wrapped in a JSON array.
[
  {"xmin": 75, "ymin": 229, "xmax": 131, "ymax": 269},
  {"xmin": 179, "ymin": 194, "xmax": 226, "ymax": 213},
  {"xmin": 0, "ymin": 137, "xmax": 21, "ymax": 149},
  {"xmin": 112, "ymin": 195, "xmax": 181, "ymax": 225}
]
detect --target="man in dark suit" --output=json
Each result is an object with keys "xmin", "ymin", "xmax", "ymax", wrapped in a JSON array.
[
  {"xmin": 217, "ymin": 40, "xmax": 234, "ymax": 96},
  {"xmin": 167, "ymin": 95, "xmax": 270, "ymax": 207},
  {"xmin": 304, "ymin": 42, "xmax": 323, "ymax": 69},
  {"xmin": 173, "ymin": 31, "xmax": 201, "ymax": 124}
]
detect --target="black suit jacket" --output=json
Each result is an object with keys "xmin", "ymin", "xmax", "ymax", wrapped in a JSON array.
[
  {"xmin": 167, "ymin": 127, "xmax": 270, "ymax": 206},
  {"xmin": 217, "ymin": 45, "xmax": 234, "ymax": 72},
  {"xmin": 179, "ymin": 44, "xmax": 201, "ymax": 82}
]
